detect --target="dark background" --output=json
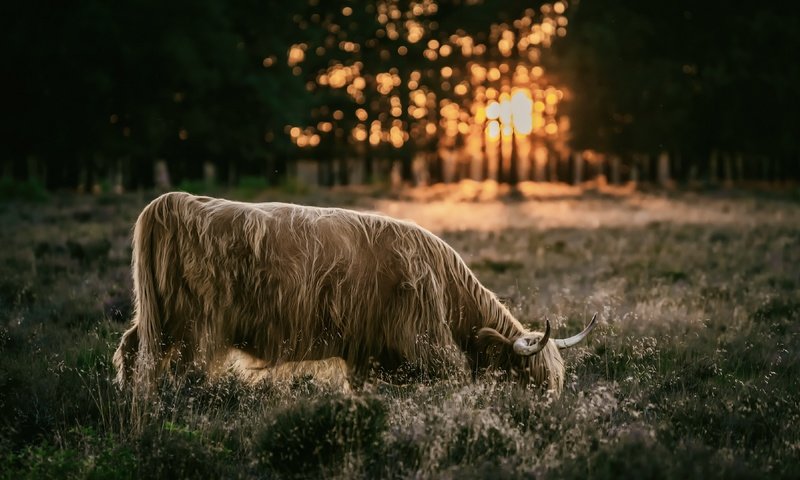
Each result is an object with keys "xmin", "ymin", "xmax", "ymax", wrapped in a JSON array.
[{"xmin": 3, "ymin": 0, "xmax": 799, "ymax": 190}]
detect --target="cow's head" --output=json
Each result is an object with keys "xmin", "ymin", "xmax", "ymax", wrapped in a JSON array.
[{"xmin": 477, "ymin": 314, "xmax": 598, "ymax": 394}]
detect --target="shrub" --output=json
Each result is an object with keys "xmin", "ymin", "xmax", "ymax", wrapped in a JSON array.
[
  {"xmin": 134, "ymin": 424, "xmax": 233, "ymax": 479},
  {"xmin": 255, "ymin": 396, "xmax": 387, "ymax": 477},
  {"xmin": 0, "ymin": 177, "xmax": 48, "ymax": 202}
]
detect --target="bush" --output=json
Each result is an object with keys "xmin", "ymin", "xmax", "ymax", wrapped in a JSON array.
[
  {"xmin": 255, "ymin": 396, "xmax": 387, "ymax": 477},
  {"xmin": 134, "ymin": 424, "xmax": 233, "ymax": 479},
  {"xmin": 553, "ymin": 429, "xmax": 758, "ymax": 480},
  {"xmin": 0, "ymin": 177, "xmax": 48, "ymax": 202},
  {"xmin": 175, "ymin": 179, "xmax": 218, "ymax": 196},
  {"xmin": 233, "ymin": 175, "xmax": 270, "ymax": 200}
]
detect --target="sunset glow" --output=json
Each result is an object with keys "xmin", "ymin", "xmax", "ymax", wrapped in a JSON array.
[{"xmin": 284, "ymin": 0, "xmax": 570, "ymax": 184}]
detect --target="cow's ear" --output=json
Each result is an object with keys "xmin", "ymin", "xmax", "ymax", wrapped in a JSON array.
[{"xmin": 477, "ymin": 327, "xmax": 512, "ymax": 347}]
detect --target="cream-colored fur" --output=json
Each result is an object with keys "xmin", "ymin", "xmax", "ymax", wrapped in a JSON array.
[{"xmin": 113, "ymin": 192, "xmax": 565, "ymax": 394}]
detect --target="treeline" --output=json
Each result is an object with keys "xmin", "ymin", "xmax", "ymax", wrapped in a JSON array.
[
  {"xmin": 2, "ymin": 0, "xmax": 799, "ymax": 191},
  {"xmin": 553, "ymin": 0, "xmax": 800, "ymax": 182},
  {"xmin": 3, "ymin": 0, "xmax": 306, "ymax": 190}
]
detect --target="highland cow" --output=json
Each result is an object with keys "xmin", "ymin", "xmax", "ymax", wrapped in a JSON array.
[{"xmin": 113, "ymin": 192, "xmax": 596, "ymax": 395}]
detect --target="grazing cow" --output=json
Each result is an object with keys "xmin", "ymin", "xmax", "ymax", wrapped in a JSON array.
[{"xmin": 113, "ymin": 192, "xmax": 596, "ymax": 395}]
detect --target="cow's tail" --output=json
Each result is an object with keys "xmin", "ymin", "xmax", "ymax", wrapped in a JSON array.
[{"xmin": 113, "ymin": 194, "xmax": 171, "ymax": 389}]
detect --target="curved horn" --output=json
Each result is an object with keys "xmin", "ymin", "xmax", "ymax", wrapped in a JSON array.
[
  {"xmin": 513, "ymin": 319, "xmax": 551, "ymax": 356},
  {"xmin": 553, "ymin": 313, "xmax": 598, "ymax": 349}
]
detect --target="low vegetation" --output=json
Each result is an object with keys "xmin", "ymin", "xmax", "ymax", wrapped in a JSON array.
[{"xmin": 1, "ymin": 186, "xmax": 798, "ymax": 479}]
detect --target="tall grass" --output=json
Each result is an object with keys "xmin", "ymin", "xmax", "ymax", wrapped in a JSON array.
[{"xmin": 1, "ymin": 191, "xmax": 798, "ymax": 478}]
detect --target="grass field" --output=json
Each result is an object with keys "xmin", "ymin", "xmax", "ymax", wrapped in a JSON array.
[{"xmin": 1, "ymin": 184, "xmax": 799, "ymax": 479}]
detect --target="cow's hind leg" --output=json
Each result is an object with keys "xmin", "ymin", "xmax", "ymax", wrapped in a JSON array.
[{"xmin": 113, "ymin": 325, "xmax": 139, "ymax": 387}]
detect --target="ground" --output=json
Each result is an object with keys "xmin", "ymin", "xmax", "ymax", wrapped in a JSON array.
[{"xmin": 1, "ymin": 182, "xmax": 798, "ymax": 479}]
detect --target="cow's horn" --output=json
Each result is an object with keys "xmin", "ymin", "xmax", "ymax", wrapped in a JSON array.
[
  {"xmin": 513, "ymin": 319, "xmax": 551, "ymax": 356},
  {"xmin": 553, "ymin": 313, "xmax": 598, "ymax": 349}
]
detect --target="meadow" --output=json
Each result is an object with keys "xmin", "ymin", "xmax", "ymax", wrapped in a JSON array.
[{"xmin": 1, "ymin": 183, "xmax": 798, "ymax": 479}]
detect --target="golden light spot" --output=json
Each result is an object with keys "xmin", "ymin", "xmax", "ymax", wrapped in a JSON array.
[
  {"xmin": 356, "ymin": 108, "xmax": 368, "ymax": 122},
  {"xmin": 531, "ymin": 66, "xmax": 544, "ymax": 78},
  {"xmin": 389, "ymin": 125, "xmax": 405, "ymax": 147},
  {"xmin": 353, "ymin": 76, "xmax": 366, "ymax": 89},
  {"xmin": 342, "ymin": 6, "xmax": 352, "ymax": 16},
  {"xmin": 488, "ymin": 67, "xmax": 501, "ymax": 81},
  {"xmin": 424, "ymin": 49, "xmax": 438, "ymax": 61},
  {"xmin": 410, "ymin": 90, "xmax": 425, "ymax": 107},
  {"xmin": 486, "ymin": 120, "xmax": 500, "ymax": 141},
  {"xmin": 502, "ymin": 123, "xmax": 513, "ymax": 140},
  {"xmin": 470, "ymin": 64, "xmax": 486, "ymax": 83},
  {"xmin": 427, "ymin": 39, "xmax": 439, "ymax": 49},
  {"xmin": 533, "ymin": 114, "xmax": 545, "ymax": 130},
  {"xmin": 353, "ymin": 125, "xmax": 367, "ymax": 141},
  {"xmin": 288, "ymin": 44, "xmax": 305, "ymax": 66},
  {"xmin": 440, "ymin": 102, "xmax": 460, "ymax": 120},
  {"xmin": 398, "ymin": 45, "xmax": 408, "ymax": 55},
  {"xmin": 498, "ymin": 38, "xmax": 513, "ymax": 56},
  {"xmin": 545, "ymin": 122, "xmax": 558, "ymax": 135},
  {"xmin": 474, "ymin": 105, "xmax": 486, "ymax": 124},
  {"xmin": 309, "ymin": 134, "xmax": 321, "ymax": 147},
  {"xmin": 290, "ymin": 126, "xmax": 301, "ymax": 138},
  {"xmin": 406, "ymin": 20, "xmax": 425, "ymax": 43},
  {"xmin": 554, "ymin": 1, "xmax": 566, "ymax": 14},
  {"xmin": 439, "ymin": 44, "xmax": 452, "ymax": 57},
  {"xmin": 510, "ymin": 90, "xmax": 533, "ymax": 135},
  {"xmin": 376, "ymin": 72, "xmax": 397, "ymax": 94},
  {"xmin": 498, "ymin": 96, "xmax": 512, "ymax": 125},
  {"xmin": 262, "ymin": 56, "xmax": 275, "ymax": 67},
  {"xmin": 454, "ymin": 83, "xmax": 468, "ymax": 95},
  {"xmin": 411, "ymin": 106, "xmax": 427, "ymax": 119},
  {"xmin": 333, "ymin": 110, "xmax": 344, "ymax": 120},
  {"xmin": 485, "ymin": 101, "xmax": 501, "ymax": 122},
  {"xmin": 441, "ymin": 66, "xmax": 453, "ymax": 78}
]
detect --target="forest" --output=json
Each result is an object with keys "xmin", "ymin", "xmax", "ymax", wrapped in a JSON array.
[{"xmin": 3, "ymin": 0, "xmax": 799, "ymax": 193}]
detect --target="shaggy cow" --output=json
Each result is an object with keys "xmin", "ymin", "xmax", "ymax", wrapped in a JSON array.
[{"xmin": 113, "ymin": 192, "xmax": 596, "ymax": 395}]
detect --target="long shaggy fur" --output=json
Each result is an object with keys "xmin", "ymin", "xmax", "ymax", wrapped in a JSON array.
[{"xmin": 113, "ymin": 192, "xmax": 566, "ymax": 394}]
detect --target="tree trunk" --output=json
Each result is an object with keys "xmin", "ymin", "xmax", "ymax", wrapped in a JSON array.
[
  {"xmin": 572, "ymin": 152, "xmax": 583, "ymax": 185},
  {"xmin": 657, "ymin": 151, "xmax": 671, "ymax": 187},
  {"xmin": 610, "ymin": 155, "xmax": 621, "ymax": 185},
  {"xmin": 709, "ymin": 149, "xmax": 719, "ymax": 185},
  {"xmin": 723, "ymin": 152, "xmax": 733, "ymax": 188}
]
